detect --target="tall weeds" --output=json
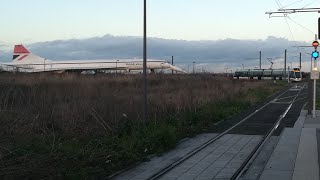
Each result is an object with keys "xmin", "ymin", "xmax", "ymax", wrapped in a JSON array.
[{"xmin": 0, "ymin": 73, "xmax": 284, "ymax": 178}]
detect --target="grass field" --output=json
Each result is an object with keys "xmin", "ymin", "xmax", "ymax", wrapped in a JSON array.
[{"xmin": 0, "ymin": 73, "xmax": 286, "ymax": 179}]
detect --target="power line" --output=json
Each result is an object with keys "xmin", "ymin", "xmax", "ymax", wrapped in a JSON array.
[
  {"xmin": 287, "ymin": 16, "xmax": 315, "ymax": 34},
  {"xmin": 276, "ymin": 0, "xmax": 319, "ymax": 9},
  {"xmin": 266, "ymin": 5, "xmax": 320, "ymax": 44},
  {"xmin": 274, "ymin": 0, "xmax": 301, "ymax": 52},
  {"xmin": 302, "ymin": 0, "xmax": 319, "ymax": 8},
  {"xmin": 285, "ymin": 16, "xmax": 301, "ymax": 51},
  {"xmin": 275, "ymin": 0, "xmax": 283, "ymax": 9},
  {"xmin": 281, "ymin": 0, "xmax": 304, "ymax": 9}
]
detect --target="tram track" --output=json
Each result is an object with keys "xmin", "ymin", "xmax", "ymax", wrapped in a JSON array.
[
  {"xmin": 231, "ymin": 83, "xmax": 304, "ymax": 180},
  {"xmin": 147, "ymin": 83, "xmax": 307, "ymax": 180}
]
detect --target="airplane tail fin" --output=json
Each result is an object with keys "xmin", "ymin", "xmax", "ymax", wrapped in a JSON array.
[
  {"xmin": 12, "ymin": 45, "xmax": 46, "ymax": 64},
  {"xmin": 13, "ymin": 45, "xmax": 30, "ymax": 62}
]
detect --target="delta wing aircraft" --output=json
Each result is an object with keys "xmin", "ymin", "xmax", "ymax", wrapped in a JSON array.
[{"xmin": 0, "ymin": 45, "xmax": 186, "ymax": 73}]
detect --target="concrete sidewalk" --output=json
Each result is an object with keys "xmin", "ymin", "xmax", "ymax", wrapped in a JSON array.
[{"xmin": 259, "ymin": 110, "xmax": 320, "ymax": 180}]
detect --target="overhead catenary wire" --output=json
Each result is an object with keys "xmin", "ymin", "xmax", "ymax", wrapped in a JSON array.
[
  {"xmin": 275, "ymin": 0, "xmax": 283, "ymax": 9},
  {"xmin": 287, "ymin": 16, "xmax": 315, "ymax": 34},
  {"xmin": 277, "ymin": 0, "xmax": 319, "ymax": 9},
  {"xmin": 271, "ymin": 0, "xmax": 320, "ymax": 70},
  {"xmin": 281, "ymin": 0, "xmax": 304, "ymax": 9},
  {"xmin": 302, "ymin": 0, "xmax": 319, "ymax": 8},
  {"xmin": 274, "ymin": 0, "xmax": 301, "ymax": 52}
]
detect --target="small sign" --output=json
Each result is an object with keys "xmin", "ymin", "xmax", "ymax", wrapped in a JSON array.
[
  {"xmin": 313, "ymin": 41, "xmax": 319, "ymax": 48},
  {"xmin": 311, "ymin": 71, "xmax": 319, "ymax": 80}
]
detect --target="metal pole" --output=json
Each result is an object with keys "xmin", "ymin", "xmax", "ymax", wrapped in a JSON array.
[
  {"xmin": 314, "ymin": 76, "xmax": 316, "ymax": 118},
  {"xmin": 193, "ymin": 62, "xmax": 195, "ymax": 74},
  {"xmin": 288, "ymin": 66, "xmax": 290, "ymax": 83},
  {"xmin": 116, "ymin": 60, "xmax": 118, "ymax": 74},
  {"xmin": 308, "ymin": 54, "xmax": 313, "ymax": 115},
  {"xmin": 284, "ymin": 49, "xmax": 287, "ymax": 79},
  {"xmin": 143, "ymin": 0, "xmax": 147, "ymax": 122},
  {"xmin": 311, "ymin": 54, "xmax": 313, "ymax": 72},
  {"xmin": 171, "ymin": 56, "xmax": 173, "ymax": 74},
  {"xmin": 312, "ymin": 59, "xmax": 318, "ymax": 118},
  {"xmin": 259, "ymin": 51, "xmax": 262, "ymax": 69},
  {"xmin": 318, "ymin": 18, "xmax": 320, "ymax": 39},
  {"xmin": 299, "ymin": 52, "xmax": 302, "ymax": 70},
  {"xmin": 313, "ymin": 34, "xmax": 317, "ymax": 118}
]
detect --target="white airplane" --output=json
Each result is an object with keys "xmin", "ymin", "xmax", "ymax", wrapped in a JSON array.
[{"xmin": 0, "ymin": 45, "xmax": 187, "ymax": 73}]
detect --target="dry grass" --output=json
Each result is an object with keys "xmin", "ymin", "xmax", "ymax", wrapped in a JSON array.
[
  {"xmin": 0, "ymin": 72, "xmax": 285, "ymax": 178},
  {"xmin": 0, "ymin": 73, "xmax": 274, "ymax": 136}
]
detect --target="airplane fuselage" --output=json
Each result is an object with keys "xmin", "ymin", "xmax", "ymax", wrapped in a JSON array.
[
  {"xmin": 0, "ymin": 45, "xmax": 187, "ymax": 73},
  {"xmin": 1, "ymin": 59, "xmax": 173, "ymax": 73}
]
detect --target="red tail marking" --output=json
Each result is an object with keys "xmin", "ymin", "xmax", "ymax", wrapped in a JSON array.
[
  {"xmin": 14, "ymin": 45, "xmax": 30, "ymax": 54},
  {"xmin": 18, "ymin": 54, "xmax": 28, "ymax": 61}
]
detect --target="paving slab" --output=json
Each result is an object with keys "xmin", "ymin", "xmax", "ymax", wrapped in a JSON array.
[
  {"xmin": 304, "ymin": 115, "xmax": 320, "ymax": 128},
  {"xmin": 299, "ymin": 110, "xmax": 308, "ymax": 117},
  {"xmin": 292, "ymin": 116, "xmax": 305, "ymax": 129},
  {"xmin": 112, "ymin": 133, "xmax": 218, "ymax": 180},
  {"xmin": 161, "ymin": 134, "xmax": 240, "ymax": 179},
  {"xmin": 214, "ymin": 136, "xmax": 262, "ymax": 179},
  {"xmin": 259, "ymin": 128, "xmax": 301, "ymax": 180},
  {"xmin": 159, "ymin": 135, "xmax": 262, "ymax": 180},
  {"xmin": 292, "ymin": 128, "xmax": 319, "ymax": 180},
  {"xmin": 257, "ymin": 110, "xmax": 320, "ymax": 180},
  {"xmin": 240, "ymin": 136, "xmax": 280, "ymax": 180},
  {"xmin": 259, "ymin": 169, "xmax": 293, "ymax": 180}
]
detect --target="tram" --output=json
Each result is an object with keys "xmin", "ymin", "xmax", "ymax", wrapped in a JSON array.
[
  {"xmin": 233, "ymin": 69, "xmax": 286, "ymax": 80},
  {"xmin": 234, "ymin": 68, "xmax": 303, "ymax": 81},
  {"xmin": 289, "ymin": 68, "xmax": 302, "ymax": 82}
]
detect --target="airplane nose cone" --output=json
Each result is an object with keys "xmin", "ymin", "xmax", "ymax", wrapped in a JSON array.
[{"xmin": 169, "ymin": 64, "xmax": 187, "ymax": 73}]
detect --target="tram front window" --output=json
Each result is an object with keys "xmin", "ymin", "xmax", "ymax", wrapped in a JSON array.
[
  {"xmin": 295, "ymin": 72, "xmax": 301, "ymax": 78},
  {"xmin": 290, "ymin": 71, "xmax": 295, "ymax": 78}
]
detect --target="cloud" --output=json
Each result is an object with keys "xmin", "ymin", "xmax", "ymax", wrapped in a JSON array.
[
  {"xmin": 0, "ymin": 42, "xmax": 11, "ymax": 62},
  {"xmin": 0, "ymin": 35, "xmax": 312, "ymax": 72}
]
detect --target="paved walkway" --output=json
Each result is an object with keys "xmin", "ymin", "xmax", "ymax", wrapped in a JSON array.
[
  {"xmin": 112, "ymin": 133, "xmax": 219, "ymax": 180},
  {"xmin": 258, "ymin": 110, "xmax": 320, "ymax": 180},
  {"xmin": 112, "ymin": 133, "xmax": 263, "ymax": 180}
]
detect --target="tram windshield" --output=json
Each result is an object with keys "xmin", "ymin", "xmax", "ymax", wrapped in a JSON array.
[{"xmin": 290, "ymin": 71, "xmax": 301, "ymax": 78}]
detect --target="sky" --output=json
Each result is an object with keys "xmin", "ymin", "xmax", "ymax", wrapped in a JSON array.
[
  {"xmin": 0, "ymin": 0, "xmax": 319, "ymax": 44},
  {"xmin": 0, "ymin": 0, "xmax": 320, "ymax": 72}
]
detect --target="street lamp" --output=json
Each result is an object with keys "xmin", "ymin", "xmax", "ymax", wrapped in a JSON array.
[{"xmin": 143, "ymin": 0, "xmax": 147, "ymax": 123}]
